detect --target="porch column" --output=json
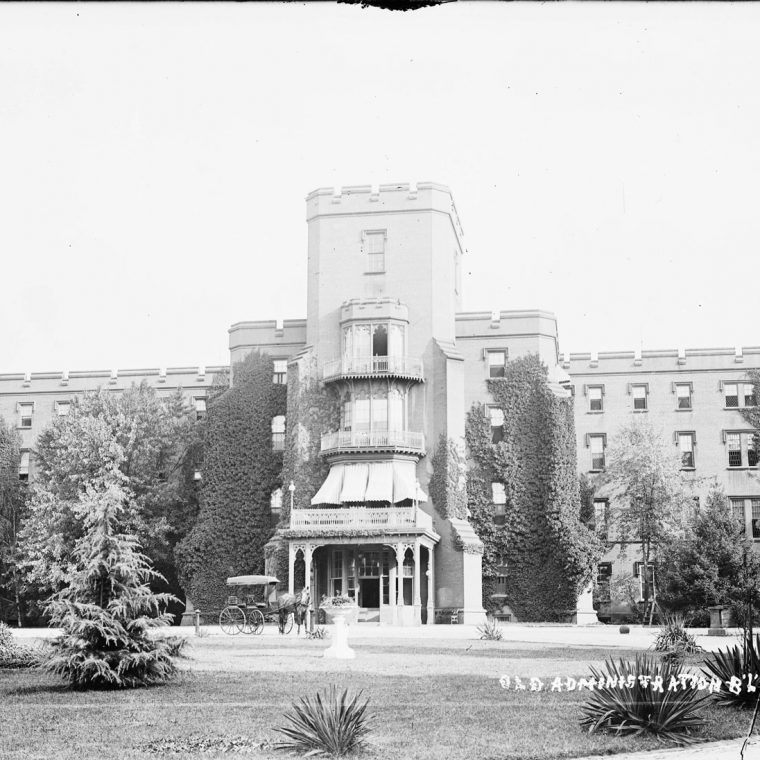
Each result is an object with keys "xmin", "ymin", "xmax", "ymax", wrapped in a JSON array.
[
  {"xmin": 288, "ymin": 544, "xmax": 296, "ymax": 595},
  {"xmin": 304, "ymin": 545, "xmax": 314, "ymax": 630},
  {"xmin": 395, "ymin": 544, "xmax": 405, "ymax": 608},
  {"xmin": 413, "ymin": 540, "xmax": 422, "ymax": 625},
  {"xmin": 426, "ymin": 543, "xmax": 435, "ymax": 625},
  {"xmin": 389, "ymin": 552, "xmax": 397, "ymax": 624}
]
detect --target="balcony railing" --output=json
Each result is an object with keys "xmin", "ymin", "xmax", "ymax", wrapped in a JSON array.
[
  {"xmin": 320, "ymin": 429, "xmax": 425, "ymax": 455},
  {"xmin": 290, "ymin": 505, "xmax": 433, "ymax": 532},
  {"xmin": 322, "ymin": 355, "xmax": 424, "ymax": 382}
]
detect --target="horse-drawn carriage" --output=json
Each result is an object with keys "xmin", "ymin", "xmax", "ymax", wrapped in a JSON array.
[{"xmin": 218, "ymin": 575, "xmax": 310, "ymax": 636}]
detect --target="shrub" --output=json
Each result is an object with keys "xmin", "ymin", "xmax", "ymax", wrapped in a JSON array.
[
  {"xmin": 579, "ymin": 653, "xmax": 708, "ymax": 745},
  {"xmin": 702, "ymin": 634, "xmax": 760, "ymax": 708},
  {"xmin": 274, "ymin": 686, "xmax": 372, "ymax": 758},
  {"xmin": 477, "ymin": 619, "xmax": 503, "ymax": 641},
  {"xmin": 305, "ymin": 626, "xmax": 329, "ymax": 640},
  {"xmin": 0, "ymin": 622, "xmax": 37, "ymax": 669}
]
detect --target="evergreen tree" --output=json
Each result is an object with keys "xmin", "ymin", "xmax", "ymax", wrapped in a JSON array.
[
  {"xmin": 42, "ymin": 468, "xmax": 182, "ymax": 688},
  {"xmin": 657, "ymin": 486, "xmax": 760, "ymax": 618}
]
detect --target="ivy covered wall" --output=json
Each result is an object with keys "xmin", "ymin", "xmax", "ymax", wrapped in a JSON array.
[
  {"xmin": 465, "ymin": 354, "xmax": 600, "ymax": 621},
  {"xmin": 265, "ymin": 350, "xmax": 340, "ymax": 586},
  {"xmin": 176, "ymin": 351, "xmax": 286, "ymax": 613}
]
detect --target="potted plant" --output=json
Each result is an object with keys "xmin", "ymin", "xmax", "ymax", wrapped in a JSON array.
[{"xmin": 320, "ymin": 594, "xmax": 359, "ymax": 626}]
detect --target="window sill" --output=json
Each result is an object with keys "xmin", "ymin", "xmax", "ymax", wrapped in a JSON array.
[
  {"xmin": 633, "ymin": 409, "xmax": 648, "ymax": 413},
  {"xmin": 675, "ymin": 408, "xmax": 693, "ymax": 412},
  {"xmin": 587, "ymin": 410, "xmax": 604, "ymax": 415},
  {"xmin": 589, "ymin": 469, "xmax": 605, "ymax": 474},
  {"xmin": 680, "ymin": 467, "xmax": 696, "ymax": 472},
  {"xmin": 727, "ymin": 467, "xmax": 758, "ymax": 471},
  {"xmin": 363, "ymin": 271, "xmax": 386, "ymax": 276}
]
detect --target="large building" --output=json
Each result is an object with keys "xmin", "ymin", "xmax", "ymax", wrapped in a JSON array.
[{"xmin": 4, "ymin": 182, "xmax": 759, "ymax": 624}]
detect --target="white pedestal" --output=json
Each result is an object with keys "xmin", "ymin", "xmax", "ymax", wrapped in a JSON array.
[
  {"xmin": 323, "ymin": 616, "xmax": 355, "ymax": 659},
  {"xmin": 574, "ymin": 583, "xmax": 599, "ymax": 625}
]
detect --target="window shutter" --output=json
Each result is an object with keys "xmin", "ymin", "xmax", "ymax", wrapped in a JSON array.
[
  {"xmin": 584, "ymin": 433, "xmax": 590, "ymax": 448},
  {"xmin": 627, "ymin": 383, "xmax": 632, "ymax": 395},
  {"xmin": 583, "ymin": 384, "xmax": 588, "ymax": 396},
  {"xmin": 719, "ymin": 380, "xmax": 724, "ymax": 392}
]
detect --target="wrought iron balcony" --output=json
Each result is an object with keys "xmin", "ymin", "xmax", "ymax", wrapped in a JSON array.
[
  {"xmin": 290, "ymin": 505, "xmax": 433, "ymax": 532},
  {"xmin": 322, "ymin": 355, "xmax": 424, "ymax": 383},
  {"xmin": 320, "ymin": 429, "xmax": 425, "ymax": 456}
]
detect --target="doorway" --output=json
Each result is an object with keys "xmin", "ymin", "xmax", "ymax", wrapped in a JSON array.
[{"xmin": 360, "ymin": 578, "xmax": 380, "ymax": 608}]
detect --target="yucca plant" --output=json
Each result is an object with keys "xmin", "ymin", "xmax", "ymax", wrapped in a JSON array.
[
  {"xmin": 702, "ymin": 634, "xmax": 760, "ymax": 707},
  {"xmin": 580, "ymin": 653, "xmax": 708, "ymax": 745},
  {"xmin": 654, "ymin": 613, "xmax": 702, "ymax": 666},
  {"xmin": 274, "ymin": 686, "xmax": 372, "ymax": 757},
  {"xmin": 477, "ymin": 619, "xmax": 503, "ymax": 641}
]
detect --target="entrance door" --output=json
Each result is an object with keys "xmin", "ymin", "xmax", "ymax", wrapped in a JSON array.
[{"xmin": 360, "ymin": 578, "xmax": 380, "ymax": 608}]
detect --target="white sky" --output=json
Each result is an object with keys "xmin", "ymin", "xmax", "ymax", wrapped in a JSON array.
[{"xmin": 2, "ymin": 3, "xmax": 759, "ymax": 372}]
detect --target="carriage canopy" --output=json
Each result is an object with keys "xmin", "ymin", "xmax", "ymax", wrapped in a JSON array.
[{"xmin": 226, "ymin": 575, "xmax": 280, "ymax": 586}]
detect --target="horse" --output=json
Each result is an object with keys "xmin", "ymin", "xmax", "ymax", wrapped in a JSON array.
[{"xmin": 276, "ymin": 587, "xmax": 311, "ymax": 635}]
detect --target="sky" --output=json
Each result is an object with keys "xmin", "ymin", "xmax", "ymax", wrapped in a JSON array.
[{"xmin": 1, "ymin": 3, "xmax": 759, "ymax": 373}]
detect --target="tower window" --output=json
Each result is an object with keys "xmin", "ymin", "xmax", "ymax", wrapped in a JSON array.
[
  {"xmin": 271, "ymin": 415, "xmax": 286, "ymax": 450},
  {"xmin": 273, "ymin": 360, "xmax": 287, "ymax": 385},
  {"xmin": 486, "ymin": 349, "xmax": 507, "ymax": 378},
  {"xmin": 363, "ymin": 230, "xmax": 386, "ymax": 273}
]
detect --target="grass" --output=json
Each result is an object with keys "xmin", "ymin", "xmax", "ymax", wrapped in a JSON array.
[{"xmin": 0, "ymin": 637, "xmax": 748, "ymax": 760}]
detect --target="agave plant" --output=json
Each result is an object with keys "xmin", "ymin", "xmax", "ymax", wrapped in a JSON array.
[
  {"xmin": 477, "ymin": 619, "xmax": 503, "ymax": 641},
  {"xmin": 274, "ymin": 686, "xmax": 372, "ymax": 757},
  {"xmin": 702, "ymin": 634, "xmax": 760, "ymax": 707},
  {"xmin": 579, "ymin": 653, "xmax": 708, "ymax": 745}
]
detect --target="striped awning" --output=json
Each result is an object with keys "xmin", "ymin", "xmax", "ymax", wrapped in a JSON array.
[{"xmin": 310, "ymin": 460, "xmax": 428, "ymax": 506}]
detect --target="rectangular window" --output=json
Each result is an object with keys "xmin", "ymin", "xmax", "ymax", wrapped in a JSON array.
[
  {"xmin": 354, "ymin": 399, "xmax": 370, "ymax": 432},
  {"xmin": 55, "ymin": 400, "xmax": 71, "ymax": 416},
  {"xmin": 372, "ymin": 396, "xmax": 388, "ymax": 432},
  {"xmin": 589, "ymin": 434, "xmax": 606, "ymax": 471},
  {"xmin": 728, "ymin": 433, "xmax": 743, "ymax": 467},
  {"xmin": 676, "ymin": 383, "xmax": 692, "ymax": 409},
  {"xmin": 678, "ymin": 432, "xmax": 695, "ymax": 469},
  {"xmin": 271, "ymin": 415, "xmax": 286, "ymax": 451},
  {"xmin": 492, "ymin": 482, "xmax": 506, "ymax": 526},
  {"xmin": 273, "ymin": 359, "xmax": 287, "ymax": 385},
  {"xmin": 364, "ymin": 231, "xmax": 386, "ymax": 273},
  {"xmin": 596, "ymin": 562, "xmax": 612, "ymax": 585},
  {"xmin": 342, "ymin": 400, "xmax": 352, "ymax": 431},
  {"xmin": 731, "ymin": 498, "xmax": 747, "ymax": 534},
  {"xmin": 588, "ymin": 385, "xmax": 603, "ymax": 412},
  {"xmin": 725, "ymin": 383, "xmax": 739, "ymax": 408},
  {"xmin": 632, "ymin": 384, "xmax": 648, "ymax": 411},
  {"xmin": 486, "ymin": 349, "xmax": 507, "ymax": 378},
  {"xmin": 593, "ymin": 499, "xmax": 608, "ymax": 541},
  {"xmin": 18, "ymin": 450, "xmax": 30, "ymax": 481},
  {"xmin": 750, "ymin": 433, "xmax": 759, "ymax": 467},
  {"xmin": 194, "ymin": 397, "xmax": 207, "ymax": 421},
  {"xmin": 488, "ymin": 406, "xmax": 504, "ymax": 444},
  {"xmin": 18, "ymin": 403, "xmax": 33, "ymax": 429},
  {"xmin": 751, "ymin": 499, "xmax": 760, "ymax": 539},
  {"xmin": 746, "ymin": 384, "xmax": 757, "ymax": 407}
]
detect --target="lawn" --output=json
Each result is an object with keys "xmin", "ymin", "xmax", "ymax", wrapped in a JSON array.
[{"xmin": 0, "ymin": 634, "xmax": 749, "ymax": 760}]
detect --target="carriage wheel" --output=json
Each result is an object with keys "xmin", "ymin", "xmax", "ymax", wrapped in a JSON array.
[
  {"xmin": 219, "ymin": 606, "xmax": 245, "ymax": 635},
  {"xmin": 244, "ymin": 609, "xmax": 265, "ymax": 635},
  {"xmin": 282, "ymin": 612, "xmax": 294, "ymax": 635}
]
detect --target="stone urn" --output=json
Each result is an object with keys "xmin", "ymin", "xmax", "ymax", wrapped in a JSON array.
[{"xmin": 323, "ymin": 605, "xmax": 359, "ymax": 627}]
